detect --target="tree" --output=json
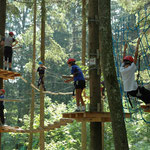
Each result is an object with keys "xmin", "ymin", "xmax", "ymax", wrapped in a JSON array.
[
  {"xmin": 88, "ymin": 0, "xmax": 102, "ymax": 149},
  {"xmin": 40, "ymin": 0, "xmax": 46, "ymax": 149},
  {"xmin": 28, "ymin": 0, "xmax": 37, "ymax": 149},
  {"xmin": 0, "ymin": 0, "xmax": 6, "ymax": 149},
  {"xmin": 99, "ymin": 0, "xmax": 129, "ymax": 149}
]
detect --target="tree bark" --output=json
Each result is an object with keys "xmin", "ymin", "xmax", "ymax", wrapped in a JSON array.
[
  {"xmin": 88, "ymin": 0, "xmax": 102, "ymax": 150},
  {"xmin": 40, "ymin": 0, "xmax": 46, "ymax": 150},
  {"xmin": 82, "ymin": 0, "xmax": 86, "ymax": 66},
  {"xmin": 28, "ymin": 0, "xmax": 37, "ymax": 149},
  {"xmin": 98, "ymin": 0, "xmax": 129, "ymax": 150},
  {"xmin": 0, "ymin": 0, "xmax": 6, "ymax": 149}
]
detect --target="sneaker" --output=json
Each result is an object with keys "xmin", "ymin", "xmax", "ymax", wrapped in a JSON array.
[
  {"xmin": 74, "ymin": 109, "xmax": 80, "ymax": 112},
  {"xmin": 81, "ymin": 109, "xmax": 86, "ymax": 112}
]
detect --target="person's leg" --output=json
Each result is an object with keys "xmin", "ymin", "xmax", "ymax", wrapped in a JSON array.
[
  {"xmin": 4, "ymin": 47, "xmax": 8, "ymax": 70},
  {"xmin": 41, "ymin": 76, "xmax": 46, "ymax": 91},
  {"xmin": 4, "ymin": 57, "xmax": 7, "ymax": 70},
  {"xmin": 8, "ymin": 48, "xmax": 13, "ymax": 71},
  {"xmin": 78, "ymin": 88, "xmax": 85, "ymax": 111},
  {"xmin": 75, "ymin": 89, "xmax": 80, "ymax": 111},
  {"xmin": 138, "ymin": 86, "xmax": 150, "ymax": 104}
]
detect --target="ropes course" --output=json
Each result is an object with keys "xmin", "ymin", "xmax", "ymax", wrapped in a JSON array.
[{"xmin": 112, "ymin": 5, "xmax": 150, "ymax": 123}]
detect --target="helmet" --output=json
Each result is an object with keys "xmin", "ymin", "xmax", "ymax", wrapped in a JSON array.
[
  {"xmin": 39, "ymin": 61, "xmax": 43, "ymax": 65},
  {"xmin": 9, "ymin": 32, "xmax": 14, "ymax": 36},
  {"xmin": 0, "ymin": 89, "xmax": 5, "ymax": 94},
  {"xmin": 123, "ymin": 56, "xmax": 134, "ymax": 63},
  {"xmin": 67, "ymin": 58, "xmax": 76, "ymax": 64}
]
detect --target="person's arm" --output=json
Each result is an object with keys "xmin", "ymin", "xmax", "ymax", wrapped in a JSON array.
[
  {"xmin": 12, "ymin": 40, "xmax": 18, "ymax": 47},
  {"xmin": 123, "ymin": 43, "xmax": 127, "ymax": 62},
  {"xmin": 64, "ymin": 77, "xmax": 74, "ymax": 83},
  {"xmin": 134, "ymin": 38, "xmax": 140, "ymax": 64},
  {"xmin": 0, "ymin": 41, "xmax": 4, "ymax": 46}
]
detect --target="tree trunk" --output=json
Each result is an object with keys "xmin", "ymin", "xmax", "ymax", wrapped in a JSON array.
[
  {"xmin": 0, "ymin": 0, "xmax": 6, "ymax": 149},
  {"xmin": 82, "ymin": 0, "xmax": 86, "ymax": 66},
  {"xmin": 88, "ymin": 0, "xmax": 102, "ymax": 150},
  {"xmin": 28, "ymin": 0, "xmax": 37, "ymax": 149},
  {"xmin": 98, "ymin": 0, "xmax": 129, "ymax": 150},
  {"xmin": 40, "ymin": 0, "xmax": 46, "ymax": 150}
]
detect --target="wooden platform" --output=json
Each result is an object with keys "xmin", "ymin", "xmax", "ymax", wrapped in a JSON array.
[
  {"xmin": 0, "ymin": 99, "xmax": 22, "ymax": 102},
  {"xmin": 0, "ymin": 119, "xmax": 74, "ymax": 133},
  {"xmin": 0, "ymin": 125, "xmax": 26, "ymax": 133},
  {"xmin": 62, "ymin": 112, "xmax": 131, "ymax": 122},
  {"xmin": 141, "ymin": 105, "xmax": 150, "ymax": 112},
  {"xmin": 0, "ymin": 69, "xmax": 21, "ymax": 80}
]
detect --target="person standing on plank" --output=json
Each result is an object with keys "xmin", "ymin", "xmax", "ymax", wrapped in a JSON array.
[
  {"xmin": 64, "ymin": 58, "xmax": 86, "ymax": 112},
  {"xmin": 0, "ymin": 32, "xmax": 18, "ymax": 71}
]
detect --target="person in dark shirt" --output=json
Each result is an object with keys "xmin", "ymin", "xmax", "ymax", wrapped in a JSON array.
[
  {"xmin": 37, "ymin": 61, "xmax": 47, "ymax": 91},
  {"xmin": 0, "ymin": 89, "xmax": 5, "ymax": 125},
  {"xmin": 0, "ymin": 32, "xmax": 18, "ymax": 71},
  {"xmin": 64, "ymin": 58, "xmax": 86, "ymax": 112}
]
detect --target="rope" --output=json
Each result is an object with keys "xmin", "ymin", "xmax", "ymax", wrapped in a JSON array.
[
  {"xmin": 20, "ymin": 76, "xmax": 73, "ymax": 95},
  {"xmin": 112, "ymin": 6, "xmax": 150, "ymax": 123}
]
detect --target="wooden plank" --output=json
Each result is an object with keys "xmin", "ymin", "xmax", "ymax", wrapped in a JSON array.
[
  {"xmin": 0, "ymin": 69, "xmax": 21, "ymax": 80},
  {"xmin": 81, "ymin": 121, "xmax": 86, "ymax": 150},
  {"xmin": 0, "ymin": 99, "xmax": 22, "ymax": 102}
]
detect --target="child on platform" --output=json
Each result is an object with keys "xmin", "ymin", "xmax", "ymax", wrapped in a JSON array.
[
  {"xmin": 0, "ymin": 89, "xmax": 5, "ymax": 125},
  {"xmin": 37, "ymin": 61, "xmax": 47, "ymax": 91},
  {"xmin": 64, "ymin": 58, "xmax": 86, "ymax": 112},
  {"xmin": 120, "ymin": 38, "xmax": 150, "ymax": 105}
]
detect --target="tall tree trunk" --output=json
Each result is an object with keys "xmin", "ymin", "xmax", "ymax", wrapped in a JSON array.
[
  {"xmin": 88, "ymin": 0, "xmax": 102, "ymax": 150},
  {"xmin": 28, "ymin": 0, "xmax": 37, "ymax": 149},
  {"xmin": 40, "ymin": 0, "xmax": 46, "ymax": 149},
  {"xmin": 82, "ymin": 0, "xmax": 86, "ymax": 66},
  {"xmin": 0, "ymin": 0, "xmax": 6, "ymax": 149},
  {"xmin": 98, "ymin": 0, "xmax": 129, "ymax": 150}
]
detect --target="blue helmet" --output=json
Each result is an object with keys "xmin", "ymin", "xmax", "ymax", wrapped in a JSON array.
[{"xmin": 39, "ymin": 61, "xmax": 43, "ymax": 65}]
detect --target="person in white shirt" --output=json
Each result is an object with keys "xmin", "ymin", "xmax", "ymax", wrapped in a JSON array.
[{"xmin": 120, "ymin": 38, "xmax": 150, "ymax": 105}]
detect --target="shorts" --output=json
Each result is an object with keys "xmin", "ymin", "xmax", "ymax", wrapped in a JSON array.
[
  {"xmin": 74, "ymin": 80, "xmax": 85, "ymax": 89},
  {"xmin": 4, "ymin": 46, "xmax": 13, "ymax": 63}
]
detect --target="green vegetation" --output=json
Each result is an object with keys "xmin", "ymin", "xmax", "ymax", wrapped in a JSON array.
[{"xmin": 0, "ymin": 0, "xmax": 150, "ymax": 149}]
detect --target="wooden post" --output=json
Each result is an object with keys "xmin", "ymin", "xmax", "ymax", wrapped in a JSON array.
[
  {"xmin": 40, "ymin": 0, "xmax": 46, "ymax": 149},
  {"xmin": 81, "ymin": 121, "xmax": 87, "ymax": 150},
  {"xmin": 88, "ymin": 0, "xmax": 103, "ymax": 149},
  {"xmin": 28, "ymin": 0, "xmax": 37, "ymax": 149},
  {"xmin": 0, "ymin": 0, "xmax": 6, "ymax": 149}
]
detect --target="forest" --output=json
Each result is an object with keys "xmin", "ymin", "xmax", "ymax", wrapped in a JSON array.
[{"xmin": 0, "ymin": 0, "xmax": 150, "ymax": 150}]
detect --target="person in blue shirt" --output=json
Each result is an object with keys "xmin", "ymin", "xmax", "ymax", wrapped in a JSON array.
[
  {"xmin": 65, "ymin": 58, "xmax": 85, "ymax": 112},
  {"xmin": 0, "ymin": 89, "xmax": 5, "ymax": 125}
]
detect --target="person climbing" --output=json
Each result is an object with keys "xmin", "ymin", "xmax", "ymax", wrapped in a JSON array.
[
  {"xmin": 0, "ymin": 32, "xmax": 18, "ymax": 71},
  {"xmin": 0, "ymin": 89, "xmax": 5, "ymax": 125},
  {"xmin": 120, "ymin": 38, "xmax": 150, "ymax": 105},
  {"xmin": 36, "ymin": 61, "xmax": 47, "ymax": 91},
  {"xmin": 64, "ymin": 58, "xmax": 86, "ymax": 112}
]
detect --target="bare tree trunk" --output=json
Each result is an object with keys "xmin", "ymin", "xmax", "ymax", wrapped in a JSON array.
[
  {"xmin": 98, "ymin": 0, "xmax": 129, "ymax": 150},
  {"xmin": 82, "ymin": 0, "xmax": 86, "ymax": 66},
  {"xmin": 40, "ymin": 0, "xmax": 46, "ymax": 149},
  {"xmin": 28, "ymin": 0, "xmax": 37, "ymax": 149},
  {"xmin": 88, "ymin": 0, "xmax": 102, "ymax": 150},
  {"xmin": 0, "ymin": 0, "xmax": 6, "ymax": 149}
]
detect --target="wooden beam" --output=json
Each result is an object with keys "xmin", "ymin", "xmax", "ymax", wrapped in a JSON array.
[
  {"xmin": 62, "ymin": 112, "xmax": 130, "ymax": 122},
  {"xmin": 0, "ymin": 69, "xmax": 21, "ymax": 80},
  {"xmin": 0, "ymin": 99, "xmax": 22, "ymax": 102}
]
